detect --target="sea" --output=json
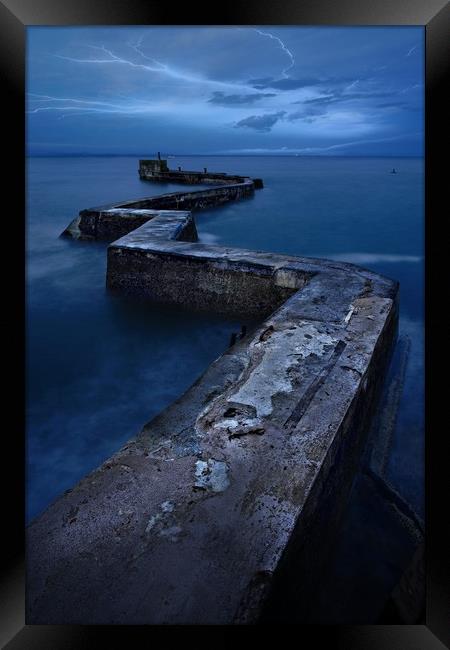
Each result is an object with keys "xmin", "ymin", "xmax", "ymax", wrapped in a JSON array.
[{"xmin": 26, "ymin": 155, "xmax": 424, "ymax": 621}]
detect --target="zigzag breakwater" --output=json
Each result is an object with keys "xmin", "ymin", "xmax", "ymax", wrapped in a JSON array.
[
  {"xmin": 28, "ymin": 159, "xmax": 399, "ymax": 624},
  {"xmin": 62, "ymin": 158, "xmax": 263, "ymax": 242}
]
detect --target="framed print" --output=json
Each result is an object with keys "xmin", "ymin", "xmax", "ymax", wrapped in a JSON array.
[{"xmin": 1, "ymin": 0, "xmax": 448, "ymax": 645}]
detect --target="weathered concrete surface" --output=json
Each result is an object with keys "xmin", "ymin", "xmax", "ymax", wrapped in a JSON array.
[
  {"xmin": 106, "ymin": 218, "xmax": 312, "ymax": 317},
  {"xmin": 105, "ymin": 217, "xmax": 392, "ymax": 320},
  {"xmin": 30, "ymin": 162, "xmax": 399, "ymax": 624}
]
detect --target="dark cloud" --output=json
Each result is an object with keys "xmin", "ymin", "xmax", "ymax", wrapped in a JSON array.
[
  {"xmin": 287, "ymin": 106, "xmax": 327, "ymax": 123},
  {"xmin": 296, "ymin": 94, "xmax": 334, "ymax": 105},
  {"xmin": 247, "ymin": 77, "xmax": 275, "ymax": 85},
  {"xmin": 374, "ymin": 101, "xmax": 409, "ymax": 109},
  {"xmin": 294, "ymin": 90, "xmax": 393, "ymax": 108},
  {"xmin": 234, "ymin": 111, "xmax": 286, "ymax": 132},
  {"xmin": 288, "ymin": 86, "xmax": 415, "ymax": 123},
  {"xmin": 340, "ymin": 91, "xmax": 392, "ymax": 100},
  {"xmin": 208, "ymin": 91, "xmax": 276, "ymax": 106},
  {"xmin": 287, "ymin": 89, "xmax": 404, "ymax": 124},
  {"xmin": 252, "ymin": 77, "xmax": 325, "ymax": 91}
]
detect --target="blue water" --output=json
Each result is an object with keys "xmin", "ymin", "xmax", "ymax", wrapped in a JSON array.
[{"xmin": 26, "ymin": 155, "xmax": 424, "ymax": 536}]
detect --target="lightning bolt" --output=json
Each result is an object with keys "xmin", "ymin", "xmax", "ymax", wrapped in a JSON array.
[
  {"xmin": 345, "ymin": 79, "xmax": 359, "ymax": 92},
  {"xmin": 28, "ymin": 31, "xmax": 289, "ymax": 120},
  {"xmin": 56, "ymin": 44, "xmax": 169, "ymax": 74},
  {"xmin": 26, "ymin": 93, "xmax": 169, "ymax": 117},
  {"xmin": 126, "ymin": 35, "xmax": 166, "ymax": 69},
  {"xmin": 55, "ymin": 42, "xmax": 251, "ymax": 91},
  {"xmin": 253, "ymin": 29, "xmax": 295, "ymax": 78}
]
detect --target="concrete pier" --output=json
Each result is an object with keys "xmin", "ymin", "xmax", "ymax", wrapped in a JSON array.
[
  {"xmin": 139, "ymin": 158, "xmax": 264, "ymax": 188},
  {"xmin": 29, "ymin": 161, "xmax": 399, "ymax": 624},
  {"xmin": 61, "ymin": 161, "xmax": 263, "ymax": 242}
]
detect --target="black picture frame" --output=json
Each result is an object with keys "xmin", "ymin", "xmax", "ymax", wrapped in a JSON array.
[{"xmin": 1, "ymin": 0, "xmax": 448, "ymax": 645}]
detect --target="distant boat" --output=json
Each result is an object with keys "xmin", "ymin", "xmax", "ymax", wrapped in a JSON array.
[{"xmin": 390, "ymin": 168, "xmax": 397, "ymax": 173}]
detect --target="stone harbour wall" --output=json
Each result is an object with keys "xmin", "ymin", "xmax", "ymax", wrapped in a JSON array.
[
  {"xmin": 106, "ymin": 216, "xmax": 312, "ymax": 317},
  {"xmin": 29, "ymin": 162, "xmax": 399, "ymax": 624},
  {"xmin": 61, "ymin": 165, "xmax": 262, "ymax": 241}
]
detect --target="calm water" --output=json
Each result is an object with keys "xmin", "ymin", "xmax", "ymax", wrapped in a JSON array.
[{"xmin": 26, "ymin": 155, "xmax": 424, "ymax": 618}]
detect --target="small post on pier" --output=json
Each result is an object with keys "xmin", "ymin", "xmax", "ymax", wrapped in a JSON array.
[
  {"xmin": 229, "ymin": 332, "xmax": 237, "ymax": 347},
  {"xmin": 178, "ymin": 166, "xmax": 182, "ymax": 171},
  {"xmin": 204, "ymin": 167, "xmax": 207, "ymax": 174},
  {"xmin": 157, "ymin": 151, "xmax": 161, "ymax": 161}
]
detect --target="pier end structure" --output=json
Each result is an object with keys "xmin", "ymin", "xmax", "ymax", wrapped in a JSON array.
[
  {"xmin": 30, "ymin": 162, "xmax": 399, "ymax": 624},
  {"xmin": 139, "ymin": 159, "xmax": 264, "ymax": 188}
]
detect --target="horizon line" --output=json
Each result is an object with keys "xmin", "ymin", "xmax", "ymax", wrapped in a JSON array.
[{"xmin": 26, "ymin": 152, "xmax": 424, "ymax": 158}]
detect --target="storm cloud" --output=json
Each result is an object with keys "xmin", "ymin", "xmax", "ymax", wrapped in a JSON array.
[
  {"xmin": 27, "ymin": 26, "xmax": 424, "ymax": 156},
  {"xmin": 208, "ymin": 91, "xmax": 276, "ymax": 106},
  {"xmin": 252, "ymin": 77, "xmax": 325, "ymax": 91},
  {"xmin": 234, "ymin": 111, "xmax": 286, "ymax": 132},
  {"xmin": 288, "ymin": 107, "xmax": 328, "ymax": 123}
]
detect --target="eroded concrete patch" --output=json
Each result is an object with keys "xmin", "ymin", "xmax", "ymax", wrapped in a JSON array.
[
  {"xmin": 226, "ymin": 323, "xmax": 338, "ymax": 418},
  {"xmin": 194, "ymin": 459, "xmax": 230, "ymax": 492}
]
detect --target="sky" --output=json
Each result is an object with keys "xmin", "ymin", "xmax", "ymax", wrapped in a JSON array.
[{"xmin": 26, "ymin": 26, "xmax": 424, "ymax": 156}]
